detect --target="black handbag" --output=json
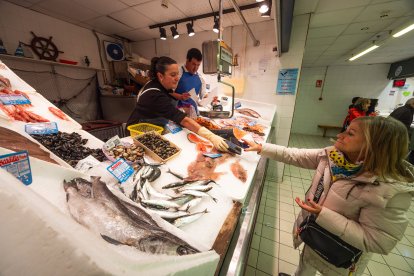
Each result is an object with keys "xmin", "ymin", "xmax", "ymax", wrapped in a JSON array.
[{"xmin": 298, "ymin": 215, "xmax": 362, "ymax": 269}]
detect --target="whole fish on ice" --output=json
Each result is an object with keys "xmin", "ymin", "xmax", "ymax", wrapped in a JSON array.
[{"xmin": 64, "ymin": 176, "xmax": 199, "ymax": 255}]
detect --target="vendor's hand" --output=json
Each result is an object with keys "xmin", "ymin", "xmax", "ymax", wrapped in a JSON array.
[
  {"xmin": 197, "ymin": 127, "xmax": 229, "ymax": 152},
  {"xmin": 295, "ymin": 197, "xmax": 322, "ymax": 214},
  {"xmin": 242, "ymin": 139, "xmax": 262, "ymax": 153},
  {"xmin": 181, "ymin": 92, "xmax": 191, "ymax": 100}
]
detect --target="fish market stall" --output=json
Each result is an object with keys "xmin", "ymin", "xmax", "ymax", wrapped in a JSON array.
[{"xmin": 0, "ymin": 60, "xmax": 276, "ymax": 275}]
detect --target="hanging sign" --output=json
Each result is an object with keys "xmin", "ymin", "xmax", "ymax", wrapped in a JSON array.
[
  {"xmin": 276, "ymin": 68, "xmax": 299, "ymax": 94},
  {"xmin": 0, "ymin": 150, "xmax": 32, "ymax": 185}
]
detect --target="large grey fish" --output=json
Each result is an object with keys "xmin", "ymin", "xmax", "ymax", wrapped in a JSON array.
[{"xmin": 64, "ymin": 177, "xmax": 199, "ymax": 255}]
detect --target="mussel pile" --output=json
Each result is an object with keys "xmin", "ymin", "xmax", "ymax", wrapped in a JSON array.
[
  {"xmin": 31, "ymin": 131, "xmax": 106, "ymax": 166},
  {"xmin": 106, "ymin": 144, "xmax": 144, "ymax": 163},
  {"xmin": 136, "ymin": 132, "xmax": 179, "ymax": 160}
]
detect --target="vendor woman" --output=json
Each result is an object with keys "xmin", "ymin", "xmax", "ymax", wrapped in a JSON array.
[{"xmin": 126, "ymin": 56, "xmax": 228, "ymax": 152}]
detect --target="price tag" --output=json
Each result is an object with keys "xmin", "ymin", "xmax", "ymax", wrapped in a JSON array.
[
  {"xmin": 0, "ymin": 94, "xmax": 31, "ymax": 105},
  {"xmin": 25, "ymin": 122, "xmax": 58, "ymax": 135},
  {"xmin": 104, "ymin": 135, "xmax": 121, "ymax": 150},
  {"xmin": 165, "ymin": 121, "xmax": 182, "ymax": 134},
  {"xmin": 107, "ymin": 158, "xmax": 133, "ymax": 183},
  {"xmin": 75, "ymin": 155, "xmax": 101, "ymax": 173},
  {"xmin": 0, "ymin": 150, "xmax": 32, "ymax": 185}
]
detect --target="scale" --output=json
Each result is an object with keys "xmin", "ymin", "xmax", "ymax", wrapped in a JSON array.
[{"xmin": 202, "ymin": 40, "xmax": 235, "ymax": 119}]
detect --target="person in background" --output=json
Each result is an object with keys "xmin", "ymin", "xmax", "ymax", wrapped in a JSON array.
[
  {"xmin": 245, "ymin": 116, "xmax": 414, "ymax": 276},
  {"xmin": 341, "ymin": 98, "xmax": 372, "ymax": 131},
  {"xmin": 390, "ymin": 98, "xmax": 414, "ymax": 164},
  {"xmin": 348, "ymin": 96, "xmax": 360, "ymax": 109},
  {"xmin": 170, "ymin": 48, "xmax": 207, "ymax": 114},
  {"xmin": 126, "ymin": 56, "xmax": 228, "ymax": 152}
]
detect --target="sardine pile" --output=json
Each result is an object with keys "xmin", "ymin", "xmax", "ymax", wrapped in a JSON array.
[
  {"xmin": 123, "ymin": 167, "xmax": 215, "ymax": 227},
  {"xmin": 31, "ymin": 131, "xmax": 106, "ymax": 166},
  {"xmin": 64, "ymin": 177, "xmax": 199, "ymax": 255},
  {"xmin": 136, "ymin": 132, "xmax": 179, "ymax": 160}
]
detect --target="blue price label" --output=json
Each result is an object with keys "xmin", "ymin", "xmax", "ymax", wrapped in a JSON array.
[
  {"xmin": 107, "ymin": 158, "xmax": 134, "ymax": 183},
  {"xmin": 0, "ymin": 94, "xmax": 31, "ymax": 105},
  {"xmin": 0, "ymin": 150, "xmax": 32, "ymax": 185},
  {"xmin": 165, "ymin": 121, "xmax": 182, "ymax": 134},
  {"xmin": 25, "ymin": 122, "xmax": 58, "ymax": 135}
]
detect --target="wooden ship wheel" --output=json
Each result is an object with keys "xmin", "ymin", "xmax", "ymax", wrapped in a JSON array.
[{"xmin": 28, "ymin": 31, "xmax": 64, "ymax": 61}]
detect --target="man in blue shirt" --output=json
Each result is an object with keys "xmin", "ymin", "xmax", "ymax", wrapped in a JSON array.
[{"xmin": 170, "ymin": 48, "xmax": 206, "ymax": 114}]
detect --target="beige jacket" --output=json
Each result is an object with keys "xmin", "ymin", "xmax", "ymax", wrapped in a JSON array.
[{"xmin": 261, "ymin": 143, "xmax": 414, "ymax": 254}]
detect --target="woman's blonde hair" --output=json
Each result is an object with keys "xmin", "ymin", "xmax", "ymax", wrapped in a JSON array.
[{"xmin": 354, "ymin": 116, "xmax": 414, "ymax": 182}]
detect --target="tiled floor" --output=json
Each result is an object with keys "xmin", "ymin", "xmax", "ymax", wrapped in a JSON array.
[{"xmin": 244, "ymin": 133, "xmax": 414, "ymax": 276}]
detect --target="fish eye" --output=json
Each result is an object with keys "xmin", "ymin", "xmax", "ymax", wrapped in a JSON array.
[{"xmin": 177, "ymin": 246, "xmax": 188, "ymax": 255}]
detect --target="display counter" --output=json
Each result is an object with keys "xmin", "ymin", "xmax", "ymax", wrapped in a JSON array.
[{"xmin": 0, "ymin": 59, "xmax": 276, "ymax": 275}]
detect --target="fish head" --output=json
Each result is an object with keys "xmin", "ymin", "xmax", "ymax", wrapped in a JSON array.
[{"xmin": 138, "ymin": 236, "xmax": 199, "ymax": 255}]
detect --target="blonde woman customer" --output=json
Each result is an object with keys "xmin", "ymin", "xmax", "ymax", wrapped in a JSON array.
[{"xmin": 245, "ymin": 116, "xmax": 414, "ymax": 276}]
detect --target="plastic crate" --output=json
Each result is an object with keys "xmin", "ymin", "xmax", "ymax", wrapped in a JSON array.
[
  {"xmin": 127, "ymin": 123, "xmax": 163, "ymax": 137},
  {"xmin": 82, "ymin": 120, "xmax": 125, "ymax": 142}
]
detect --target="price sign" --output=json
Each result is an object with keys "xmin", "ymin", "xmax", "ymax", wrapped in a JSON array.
[
  {"xmin": 0, "ymin": 94, "xmax": 31, "ymax": 105},
  {"xmin": 107, "ymin": 158, "xmax": 134, "ymax": 183},
  {"xmin": 0, "ymin": 150, "xmax": 32, "ymax": 185},
  {"xmin": 25, "ymin": 122, "xmax": 58, "ymax": 135}
]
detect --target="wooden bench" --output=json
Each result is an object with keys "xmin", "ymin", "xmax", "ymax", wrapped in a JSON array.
[{"xmin": 318, "ymin": 125, "xmax": 342, "ymax": 137}]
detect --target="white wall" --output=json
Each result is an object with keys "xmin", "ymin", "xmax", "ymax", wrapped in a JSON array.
[
  {"xmin": 0, "ymin": 1, "xmax": 126, "ymax": 121},
  {"xmin": 377, "ymin": 77, "xmax": 414, "ymax": 112},
  {"xmin": 291, "ymin": 64, "xmax": 391, "ymax": 136},
  {"xmin": 133, "ymin": 14, "xmax": 310, "ymax": 180}
]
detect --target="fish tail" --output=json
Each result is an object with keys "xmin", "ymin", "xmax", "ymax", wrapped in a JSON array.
[{"xmin": 100, "ymin": 234, "xmax": 125, "ymax": 246}]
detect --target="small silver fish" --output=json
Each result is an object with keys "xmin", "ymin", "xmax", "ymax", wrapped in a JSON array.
[
  {"xmin": 181, "ymin": 190, "xmax": 217, "ymax": 203},
  {"xmin": 162, "ymin": 181, "xmax": 188, "ymax": 189},
  {"xmin": 177, "ymin": 185, "xmax": 213, "ymax": 193},
  {"xmin": 141, "ymin": 199, "xmax": 180, "ymax": 210},
  {"xmin": 167, "ymin": 168, "xmax": 185, "ymax": 180},
  {"xmin": 170, "ymin": 194, "xmax": 195, "ymax": 205},
  {"xmin": 144, "ymin": 180, "xmax": 171, "ymax": 200},
  {"xmin": 149, "ymin": 209, "xmax": 189, "ymax": 220},
  {"xmin": 173, "ymin": 209, "xmax": 209, "ymax": 227},
  {"xmin": 178, "ymin": 197, "xmax": 203, "ymax": 212}
]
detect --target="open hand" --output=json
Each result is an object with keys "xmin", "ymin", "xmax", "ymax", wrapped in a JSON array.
[
  {"xmin": 295, "ymin": 197, "xmax": 322, "ymax": 214},
  {"xmin": 242, "ymin": 139, "xmax": 262, "ymax": 152}
]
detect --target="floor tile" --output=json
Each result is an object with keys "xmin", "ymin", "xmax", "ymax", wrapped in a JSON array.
[
  {"xmin": 256, "ymin": 252, "xmax": 279, "ymax": 275},
  {"xmin": 279, "ymin": 210, "xmax": 296, "ymax": 223},
  {"xmin": 262, "ymin": 214, "xmax": 278, "ymax": 228},
  {"xmin": 248, "ymin": 248, "xmax": 259, "ymax": 267},
  {"xmin": 255, "ymin": 269, "xmax": 272, "ymax": 276},
  {"xmin": 259, "ymin": 236, "xmax": 279, "ymax": 258},
  {"xmin": 261, "ymin": 225, "xmax": 279, "ymax": 242},
  {"xmin": 279, "ymin": 230, "xmax": 294, "ymax": 248},
  {"xmin": 265, "ymin": 198, "xmax": 277, "ymax": 208},
  {"xmin": 382, "ymin": 252, "xmax": 413, "ymax": 272},
  {"xmin": 264, "ymin": 206, "xmax": 278, "ymax": 218},
  {"xmin": 396, "ymin": 244, "xmax": 414, "ymax": 259},
  {"xmin": 279, "ymin": 202, "xmax": 295, "ymax": 214},
  {"xmin": 404, "ymin": 235, "xmax": 414, "ymax": 246},
  {"xmin": 251, "ymin": 234, "xmax": 261, "ymax": 250},
  {"xmin": 278, "ymin": 259, "xmax": 298, "ymax": 275},
  {"xmin": 370, "ymin": 253, "xmax": 386, "ymax": 264},
  {"xmin": 279, "ymin": 219, "xmax": 294, "ymax": 232},
  {"xmin": 256, "ymin": 212, "xmax": 264, "ymax": 224},
  {"xmin": 404, "ymin": 256, "xmax": 414, "ymax": 269},
  {"xmin": 389, "ymin": 267, "xmax": 414, "ymax": 276},
  {"xmin": 278, "ymin": 244, "xmax": 300, "ymax": 265},
  {"xmin": 254, "ymin": 222, "xmax": 263, "ymax": 236},
  {"xmin": 244, "ymin": 265, "xmax": 256, "ymax": 276},
  {"xmin": 367, "ymin": 260, "xmax": 394, "ymax": 276},
  {"xmin": 405, "ymin": 226, "xmax": 414, "ymax": 237}
]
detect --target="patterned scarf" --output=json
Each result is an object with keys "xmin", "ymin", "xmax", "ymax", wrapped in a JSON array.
[{"xmin": 327, "ymin": 147, "xmax": 363, "ymax": 182}]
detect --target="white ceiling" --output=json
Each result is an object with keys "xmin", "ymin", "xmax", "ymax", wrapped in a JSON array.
[
  {"xmin": 5, "ymin": 0, "xmax": 272, "ymax": 41},
  {"xmin": 5, "ymin": 0, "xmax": 414, "ymax": 67},
  {"xmin": 295, "ymin": 0, "xmax": 414, "ymax": 67}
]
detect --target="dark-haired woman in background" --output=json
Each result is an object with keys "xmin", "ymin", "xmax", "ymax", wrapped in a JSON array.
[
  {"xmin": 341, "ymin": 98, "xmax": 373, "ymax": 132},
  {"xmin": 126, "ymin": 56, "xmax": 228, "ymax": 152}
]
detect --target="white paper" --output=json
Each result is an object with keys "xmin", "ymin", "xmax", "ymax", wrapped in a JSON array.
[
  {"xmin": 199, "ymin": 88, "xmax": 217, "ymax": 107},
  {"xmin": 188, "ymin": 88, "xmax": 199, "ymax": 105}
]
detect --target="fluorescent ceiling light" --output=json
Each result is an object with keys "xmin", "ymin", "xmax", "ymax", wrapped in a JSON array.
[
  {"xmin": 349, "ymin": 45, "xmax": 379, "ymax": 61},
  {"xmin": 393, "ymin": 23, "xmax": 414, "ymax": 38}
]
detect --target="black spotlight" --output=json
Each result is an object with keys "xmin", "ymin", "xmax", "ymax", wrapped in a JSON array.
[
  {"xmin": 186, "ymin": 22, "xmax": 195, "ymax": 37},
  {"xmin": 159, "ymin": 27, "xmax": 167, "ymax": 40},
  {"xmin": 213, "ymin": 17, "xmax": 219, "ymax": 33},
  {"xmin": 171, "ymin": 25, "xmax": 179, "ymax": 39}
]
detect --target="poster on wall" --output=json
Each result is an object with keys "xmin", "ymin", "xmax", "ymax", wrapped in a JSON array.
[{"xmin": 276, "ymin": 68, "xmax": 299, "ymax": 94}]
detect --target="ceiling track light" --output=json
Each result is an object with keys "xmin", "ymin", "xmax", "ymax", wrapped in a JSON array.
[
  {"xmin": 186, "ymin": 21, "xmax": 195, "ymax": 37},
  {"xmin": 393, "ymin": 23, "xmax": 414, "ymax": 38},
  {"xmin": 159, "ymin": 27, "xmax": 167, "ymax": 40},
  {"xmin": 213, "ymin": 17, "xmax": 219, "ymax": 33},
  {"xmin": 171, "ymin": 24, "xmax": 179, "ymax": 39},
  {"xmin": 349, "ymin": 45, "xmax": 379, "ymax": 61},
  {"xmin": 259, "ymin": 0, "xmax": 269, "ymax": 14}
]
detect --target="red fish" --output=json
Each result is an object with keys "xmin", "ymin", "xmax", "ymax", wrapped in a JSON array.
[{"xmin": 230, "ymin": 160, "xmax": 247, "ymax": 183}]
